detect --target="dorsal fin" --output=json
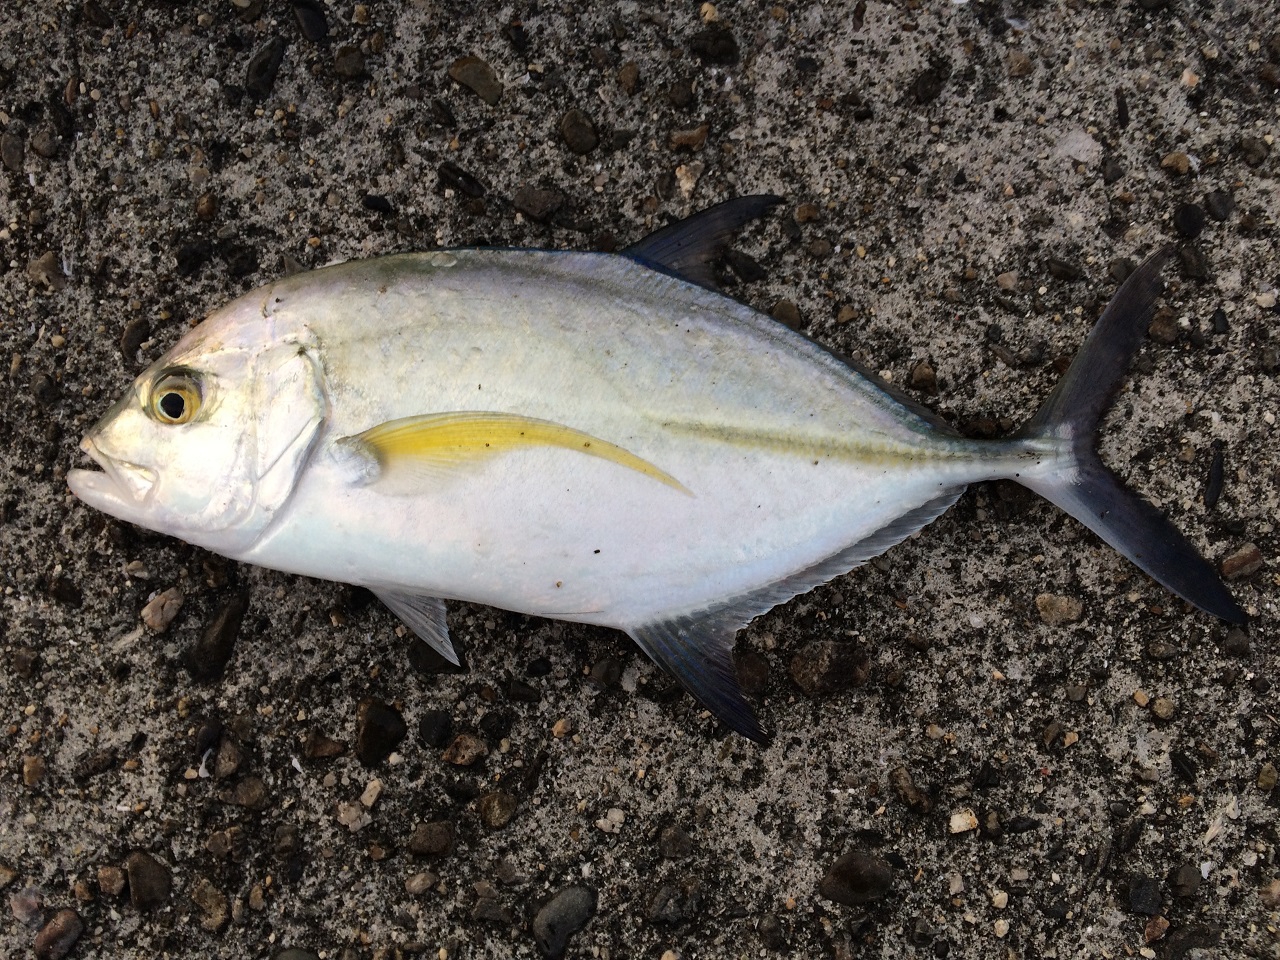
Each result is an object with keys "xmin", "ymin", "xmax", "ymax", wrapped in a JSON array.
[{"xmin": 623, "ymin": 195, "xmax": 783, "ymax": 291}]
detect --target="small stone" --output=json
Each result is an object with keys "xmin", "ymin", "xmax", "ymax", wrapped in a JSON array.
[
  {"xmin": 303, "ymin": 729, "xmax": 346, "ymax": 760},
  {"xmin": 1174, "ymin": 203, "xmax": 1206, "ymax": 239},
  {"xmin": 818, "ymin": 851, "xmax": 894, "ymax": 906},
  {"xmin": 245, "ymin": 37, "xmax": 287, "ymax": 100},
  {"xmin": 437, "ymin": 161, "xmax": 485, "ymax": 198},
  {"xmin": 1220, "ymin": 543, "xmax": 1262, "ymax": 580},
  {"xmin": 909, "ymin": 359, "xmax": 938, "ymax": 395},
  {"xmin": 442, "ymin": 733, "xmax": 488, "ymax": 766},
  {"xmin": 1258, "ymin": 762, "xmax": 1278, "ymax": 792},
  {"xmin": 589, "ymin": 657, "xmax": 622, "ymax": 687},
  {"xmin": 1102, "ymin": 157, "xmax": 1126, "ymax": 184},
  {"xmin": 889, "ymin": 766, "xmax": 931, "ymax": 813},
  {"xmin": 333, "ymin": 46, "xmax": 365, "ymax": 80},
  {"xmin": 405, "ymin": 871, "xmax": 438, "ymax": 895},
  {"xmin": 533, "ymin": 886, "xmax": 596, "ymax": 959},
  {"xmin": 22, "ymin": 755, "xmax": 45, "ymax": 786},
  {"xmin": 1204, "ymin": 190, "xmax": 1234, "ymax": 222},
  {"xmin": 359, "ymin": 779, "xmax": 382, "ymax": 808},
  {"xmin": 448, "ymin": 56, "xmax": 502, "ymax": 105},
  {"xmin": 97, "ymin": 866, "xmax": 126, "ymax": 897},
  {"xmin": 417, "ymin": 709, "xmax": 452, "ymax": 748},
  {"xmin": 1222, "ymin": 628, "xmax": 1250, "ymax": 656},
  {"xmin": 355, "ymin": 699, "xmax": 407, "ymax": 767},
  {"xmin": 291, "ymin": 0, "xmax": 328, "ymax": 42},
  {"xmin": 1177, "ymin": 244, "xmax": 1210, "ymax": 280},
  {"xmin": 478, "ymin": 791, "xmax": 517, "ymax": 829},
  {"xmin": 214, "ymin": 737, "xmax": 243, "ymax": 779},
  {"xmin": 231, "ymin": 776, "xmax": 268, "ymax": 809},
  {"xmin": 1238, "ymin": 137, "xmax": 1269, "ymax": 167},
  {"xmin": 912, "ymin": 67, "xmax": 945, "ymax": 104},
  {"xmin": 1147, "ymin": 306, "xmax": 1180, "ymax": 344},
  {"xmin": 1007, "ymin": 50, "xmax": 1032, "ymax": 78},
  {"xmin": 513, "ymin": 186, "xmax": 565, "ymax": 223},
  {"xmin": 408, "ymin": 821, "xmax": 454, "ymax": 858},
  {"xmin": 551, "ymin": 718, "xmax": 575, "ymax": 738},
  {"xmin": 125, "ymin": 851, "xmax": 172, "ymax": 911},
  {"xmin": 659, "ymin": 824, "xmax": 694, "ymax": 859},
  {"xmin": 1169, "ymin": 862, "xmax": 1201, "ymax": 898},
  {"xmin": 34, "ymin": 909, "xmax": 83, "ymax": 960},
  {"xmin": 29, "ymin": 124, "xmax": 60, "ymax": 159},
  {"xmin": 185, "ymin": 590, "xmax": 249, "ymax": 682},
  {"xmin": 617, "ymin": 61, "xmax": 639, "ymax": 95},
  {"xmin": 770, "ymin": 300, "xmax": 801, "ymax": 329},
  {"xmin": 996, "ymin": 271, "xmax": 1018, "ymax": 291},
  {"xmin": 120, "ymin": 317, "xmax": 150, "ymax": 364},
  {"xmin": 1151, "ymin": 697, "xmax": 1176, "ymax": 720},
  {"xmin": 669, "ymin": 122, "xmax": 709, "ymax": 151},
  {"xmin": 1145, "ymin": 915, "xmax": 1170, "ymax": 943},
  {"xmin": 949, "ymin": 809, "xmax": 979, "ymax": 834},
  {"xmin": 1035, "ymin": 594, "xmax": 1082, "ymax": 626},
  {"xmin": 141, "ymin": 587, "xmax": 184, "ymax": 632},
  {"xmin": 689, "ymin": 24, "xmax": 738, "ymax": 64},
  {"xmin": 559, "ymin": 108, "xmax": 598, "ymax": 155},
  {"xmin": 1045, "ymin": 257, "xmax": 1082, "ymax": 282},
  {"xmin": 1160, "ymin": 152, "xmax": 1191, "ymax": 175},
  {"xmin": 190, "ymin": 877, "xmax": 230, "ymax": 932},
  {"xmin": 666, "ymin": 77, "xmax": 696, "ymax": 109},
  {"xmin": 1128, "ymin": 874, "xmax": 1161, "ymax": 915},
  {"xmin": 789, "ymin": 640, "xmax": 870, "ymax": 696},
  {"xmin": 28, "ymin": 251, "xmax": 67, "ymax": 291},
  {"xmin": 1, "ymin": 129, "xmax": 24, "ymax": 172},
  {"xmin": 472, "ymin": 897, "xmax": 513, "ymax": 924}
]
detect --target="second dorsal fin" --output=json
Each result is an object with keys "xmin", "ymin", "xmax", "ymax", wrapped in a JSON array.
[{"xmin": 623, "ymin": 195, "xmax": 783, "ymax": 291}]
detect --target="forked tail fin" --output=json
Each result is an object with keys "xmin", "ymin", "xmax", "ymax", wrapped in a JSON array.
[{"xmin": 1013, "ymin": 250, "xmax": 1246, "ymax": 623}]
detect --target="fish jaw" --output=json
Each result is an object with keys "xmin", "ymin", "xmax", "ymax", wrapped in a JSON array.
[{"xmin": 67, "ymin": 436, "xmax": 159, "ymax": 528}]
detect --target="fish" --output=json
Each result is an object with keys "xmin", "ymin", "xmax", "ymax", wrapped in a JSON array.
[{"xmin": 68, "ymin": 196, "xmax": 1246, "ymax": 742}]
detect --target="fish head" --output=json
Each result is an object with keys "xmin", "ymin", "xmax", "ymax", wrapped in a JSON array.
[{"xmin": 69, "ymin": 305, "xmax": 326, "ymax": 554}]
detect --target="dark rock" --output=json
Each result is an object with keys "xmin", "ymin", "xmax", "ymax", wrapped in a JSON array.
[
  {"xmin": 448, "ymin": 56, "xmax": 502, "ymax": 105},
  {"xmin": 291, "ymin": 0, "xmax": 328, "ymax": 42},
  {"xmin": 689, "ymin": 25, "xmax": 739, "ymax": 65},
  {"xmin": 405, "ymin": 637, "xmax": 457, "ymax": 674},
  {"xmin": 190, "ymin": 876, "xmax": 230, "ymax": 931},
  {"xmin": 618, "ymin": 61, "xmax": 639, "ymax": 95},
  {"xmin": 418, "ymin": 709, "xmax": 452, "ymax": 748},
  {"xmin": 472, "ymin": 896, "xmax": 513, "ymax": 924},
  {"xmin": 175, "ymin": 240, "xmax": 213, "ymax": 277},
  {"xmin": 508, "ymin": 679, "xmax": 541, "ymax": 702},
  {"xmin": 303, "ymin": 728, "xmax": 346, "ymax": 760},
  {"xmin": 355, "ymin": 699, "xmax": 407, "ymax": 767},
  {"xmin": 12, "ymin": 647, "xmax": 41, "ymax": 678},
  {"xmin": 231, "ymin": 775, "xmax": 268, "ymax": 809},
  {"xmin": 771, "ymin": 300, "xmax": 801, "ymax": 329},
  {"xmin": 889, "ymin": 766, "xmax": 932, "ymax": 813},
  {"xmin": 246, "ymin": 37, "xmax": 287, "ymax": 100},
  {"xmin": 659, "ymin": 823, "xmax": 693, "ymax": 859},
  {"xmin": 589, "ymin": 657, "xmax": 623, "ymax": 687},
  {"xmin": 818, "ymin": 851, "xmax": 894, "ymax": 906},
  {"xmin": 1, "ymin": 129, "xmax": 23, "ymax": 172},
  {"xmin": 513, "ymin": 186, "xmax": 565, "ymax": 222},
  {"xmin": 533, "ymin": 886, "xmax": 596, "ymax": 959},
  {"xmin": 361, "ymin": 193, "xmax": 393, "ymax": 214},
  {"xmin": 1204, "ymin": 190, "xmax": 1234, "ymax": 222},
  {"xmin": 214, "ymin": 736, "xmax": 243, "ymax": 779},
  {"xmin": 120, "ymin": 317, "xmax": 150, "ymax": 363},
  {"xmin": 736, "ymin": 650, "xmax": 770, "ymax": 693},
  {"xmin": 1128, "ymin": 874, "xmax": 1161, "ymax": 915},
  {"xmin": 1101, "ymin": 157, "xmax": 1125, "ymax": 184},
  {"xmin": 82, "ymin": 0, "xmax": 114, "ymax": 27},
  {"xmin": 912, "ymin": 68, "xmax": 945, "ymax": 104},
  {"xmin": 31, "ymin": 374, "xmax": 61, "ymax": 409},
  {"xmin": 666, "ymin": 77, "xmax": 695, "ymax": 109},
  {"xmin": 1046, "ymin": 257, "xmax": 1082, "ymax": 281},
  {"xmin": 1177, "ymin": 244, "xmax": 1209, "ymax": 280},
  {"xmin": 185, "ymin": 590, "xmax": 249, "ymax": 681},
  {"xmin": 438, "ymin": 161, "xmax": 485, "ymax": 197},
  {"xmin": 559, "ymin": 108, "xmax": 598, "ymax": 155},
  {"xmin": 478, "ymin": 791, "xmax": 517, "ymax": 829},
  {"xmin": 1238, "ymin": 136, "xmax": 1269, "ymax": 167},
  {"xmin": 789, "ymin": 640, "xmax": 870, "ymax": 696},
  {"xmin": 46, "ymin": 574, "xmax": 80, "ymax": 605},
  {"xmin": 647, "ymin": 882, "xmax": 699, "ymax": 924},
  {"xmin": 1220, "ymin": 543, "xmax": 1263, "ymax": 580},
  {"xmin": 34, "ymin": 909, "xmax": 83, "ymax": 960},
  {"xmin": 910, "ymin": 359, "xmax": 938, "ymax": 394},
  {"xmin": 408, "ymin": 821, "xmax": 454, "ymax": 858},
  {"xmin": 478, "ymin": 710, "xmax": 513, "ymax": 742},
  {"xmin": 29, "ymin": 124, "xmax": 60, "ymax": 159},
  {"xmin": 1174, "ymin": 203, "xmax": 1206, "ymax": 239},
  {"xmin": 125, "ymin": 851, "xmax": 172, "ymax": 911},
  {"xmin": 758, "ymin": 913, "xmax": 788, "ymax": 950},
  {"xmin": 334, "ymin": 46, "xmax": 365, "ymax": 80},
  {"xmin": 1222, "ymin": 628, "xmax": 1249, "ymax": 656}
]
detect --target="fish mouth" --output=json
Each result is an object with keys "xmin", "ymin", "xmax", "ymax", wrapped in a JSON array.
[{"xmin": 67, "ymin": 436, "xmax": 157, "ymax": 515}]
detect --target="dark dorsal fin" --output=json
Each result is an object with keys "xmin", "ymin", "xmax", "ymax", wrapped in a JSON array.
[{"xmin": 623, "ymin": 195, "xmax": 783, "ymax": 291}]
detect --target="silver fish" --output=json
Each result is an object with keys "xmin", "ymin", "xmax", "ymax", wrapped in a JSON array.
[{"xmin": 68, "ymin": 197, "xmax": 1244, "ymax": 740}]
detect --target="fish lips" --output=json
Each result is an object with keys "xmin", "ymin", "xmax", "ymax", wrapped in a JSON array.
[{"xmin": 67, "ymin": 436, "xmax": 158, "ymax": 522}]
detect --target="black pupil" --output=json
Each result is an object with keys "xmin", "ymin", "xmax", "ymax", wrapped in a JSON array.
[{"xmin": 159, "ymin": 391, "xmax": 185, "ymax": 420}]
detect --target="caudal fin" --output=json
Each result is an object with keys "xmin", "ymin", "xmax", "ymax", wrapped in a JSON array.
[{"xmin": 1014, "ymin": 250, "xmax": 1246, "ymax": 624}]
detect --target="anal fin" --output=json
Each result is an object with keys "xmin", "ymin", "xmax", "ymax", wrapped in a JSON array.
[{"xmin": 373, "ymin": 589, "xmax": 460, "ymax": 665}]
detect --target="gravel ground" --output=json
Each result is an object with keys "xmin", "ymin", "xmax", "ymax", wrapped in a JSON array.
[{"xmin": 2, "ymin": 2, "xmax": 1278, "ymax": 958}]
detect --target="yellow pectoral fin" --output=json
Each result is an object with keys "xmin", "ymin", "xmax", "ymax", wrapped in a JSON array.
[{"xmin": 346, "ymin": 411, "xmax": 690, "ymax": 494}]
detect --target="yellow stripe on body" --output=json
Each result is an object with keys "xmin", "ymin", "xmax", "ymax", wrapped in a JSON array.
[{"xmin": 355, "ymin": 411, "xmax": 691, "ymax": 493}]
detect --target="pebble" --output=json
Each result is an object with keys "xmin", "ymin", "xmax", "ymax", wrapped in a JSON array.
[
  {"xmin": 617, "ymin": 61, "xmax": 639, "ymax": 95},
  {"xmin": 291, "ymin": 0, "xmax": 328, "ymax": 42},
  {"xmin": 22, "ymin": 755, "xmax": 45, "ymax": 786},
  {"xmin": 28, "ymin": 252, "xmax": 67, "ymax": 291},
  {"xmin": 1, "ymin": 129, "xmax": 23, "ymax": 172},
  {"xmin": 120, "ymin": 317, "xmax": 150, "ymax": 363},
  {"xmin": 513, "ymin": 185, "xmax": 565, "ymax": 223},
  {"xmin": 1035, "ymin": 593, "xmax": 1082, "ymax": 626},
  {"xmin": 125, "ymin": 851, "xmax": 172, "ymax": 911},
  {"xmin": 909, "ymin": 359, "xmax": 938, "ymax": 395},
  {"xmin": 1160, "ymin": 151, "xmax": 1191, "ymax": 175},
  {"xmin": 472, "ymin": 896, "xmax": 514, "ymax": 924},
  {"xmin": 559, "ymin": 108, "xmax": 598, "ymax": 155},
  {"xmin": 190, "ymin": 877, "xmax": 230, "ymax": 931},
  {"xmin": 1150, "ymin": 697, "xmax": 1175, "ymax": 720},
  {"xmin": 1128, "ymin": 874, "xmax": 1161, "ymax": 915},
  {"xmin": 334, "ymin": 46, "xmax": 365, "ymax": 80},
  {"xmin": 141, "ymin": 587, "xmax": 184, "ymax": 632},
  {"xmin": 1145, "ymin": 916, "xmax": 1170, "ymax": 943},
  {"xmin": 185, "ymin": 590, "xmax": 249, "ymax": 681},
  {"xmin": 1007, "ymin": 50, "xmax": 1032, "ymax": 78},
  {"xmin": 215, "ymin": 737, "xmax": 244, "ymax": 779},
  {"xmin": 1147, "ymin": 308, "xmax": 1179, "ymax": 345},
  {"xmin": 408, "ymin": 821, "xmax": 454, "ymax": 858},
  {"xmin": 789, "ymin": 640, "xmax": 869, "ymax": 695},
  {"xmin": 0, "ymin": 862, "xmax": 18, "ymax": 890},
  {"xmin": 1101, "ymin": 157, "xmax": 1126, "ymax": 184},
  {"xmin": 34, "ymin": 909, "xmax": 83, "ymax": 960},
  {"xmin": 689, "ymin": 25, "xmax": 738, "ymax": 64},
  {"xmin": 912, "ymin": 67, "xmax": 945, "ymax": 104},
  {"xmin": 231, "ymin": 776, "xmax": 268, "ymax": 809},
  {"xmin": 1238, "ymin": 136, "xmax": 1269, "ymax": 167},
  {"xmin": 1045, "ymin": 257, "xmax": 1082, "ymax": 282},
  {"xmin": 1258, "ymin": 762, "xmax": 1278, "ymax": 792},
  {"xmin": 1222, "ymin": 627, "xmax": 1250, "ymax": 656},
  {"xmin": 1177, "ymin": 244, "xmax": 1209, "ymax": 280},
  {"xmin": 246, "ymin": 37, "xmax": 287, "ymax": 100},
  {"xmin": 1220, "ymin": 543, "xmax": 1262, "ymax": 580},
  {"xmin": 29, "ymin": 124, "xmax": 60, "ymax": 159},
  {"xmin": 757, "ymin": 914, "xmax": 788, "ymax": 950},
  {"xmin": 437, "ymin": 161, "xmax": 485, "ymax": 198},
  {"xmin": 478, "ymin": 791, "xmax": 518, "ymax": 829},
  {"xmin": 670, "ymin": 122, "xmax": 709, "ymax": 151},
  {"xmin": 405, "ymin": 871, "xmax": 438, "ymax": 895},
  {"xmin": 1204, "ymin": 190, "xmax": 1234, "ymax": 222},
  {"xmin": 1169, "ymin": 862, "xmax": 1200, "ymax": 898},
  {"xmin": 889, "ymin": 766, "xmax": 932, "ymax": 813},
  {"xmin": 442, "ymin": 733, "xmax": 488, "ymax": 766},
  {"xmin": 532, "ymin": 886, "xmax": 596, "ymax": 959},
  {"xmin": 659, "ymin": 823, "xmax": 694, "ymax": 859},
  {"xmin": 303, "ymin": 728, "xmax": 346, "ymax": 760},
  {"xmin": 448, "ymin": 56, "xmax": 502, "ymax": 105},
  {"xmin": 418, "ymin": 709, "xmax": 452, "ymax": 748},
  {"xmin": 817, "ymin": 851, "xmax": 894, "ymax": 906},
  {"xmin": 949, "ymin": 809, "xmax": 979, "ymax": 834},
  {"xmin": 355, "ymin": 698, "xmax": 407, "ymax": 767},
  {"xmin": 1173, "ymin": 203, "xmax": 1206, "ymax": 239}
]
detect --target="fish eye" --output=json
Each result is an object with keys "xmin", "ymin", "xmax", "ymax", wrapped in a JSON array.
[{"xmin": 149, "ymin": 373, "xmax": 202, "ymax": 425}]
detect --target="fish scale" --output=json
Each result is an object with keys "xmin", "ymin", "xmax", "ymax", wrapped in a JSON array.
[{"xmin": 68, "ymin": 196, "xmax": 1245, "ymax": 742}]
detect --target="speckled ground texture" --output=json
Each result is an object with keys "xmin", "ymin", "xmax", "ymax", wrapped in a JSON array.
[{"xmin": 1, "ymin": 1, "xmax": 1278, "ymax": 958}]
